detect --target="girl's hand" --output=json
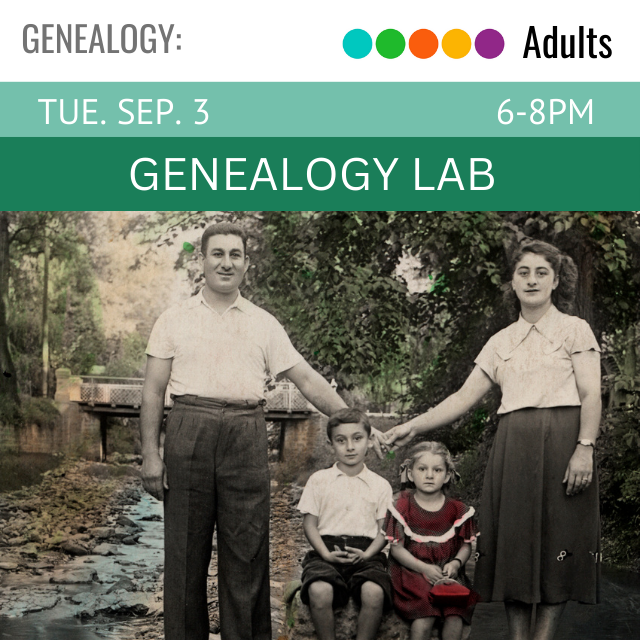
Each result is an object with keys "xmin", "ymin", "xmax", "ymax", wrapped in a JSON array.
[
  {"xmin": 563, "ymin": 446, "xmax": 594, "ymax": 495},
  {"xmin": 442, "ymin": 560, "xmax": 461, "ymax": 579},
  {"xmin": 420, "ymin": 564, "xmax": 444, "ymax": 585}
]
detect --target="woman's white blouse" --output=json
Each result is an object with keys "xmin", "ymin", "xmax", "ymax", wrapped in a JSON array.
[{"xmin": 474, "ymin": 305, "xmax": 600, "ymax": 415}]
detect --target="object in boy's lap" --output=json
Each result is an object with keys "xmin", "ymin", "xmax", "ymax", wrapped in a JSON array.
[{"xmin": 428, "ymin": 580, "xmax": 471, "ymax": 608}]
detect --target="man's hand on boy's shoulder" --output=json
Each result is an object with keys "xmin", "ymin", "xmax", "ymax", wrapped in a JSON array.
[{"xmin": 323, "ymin": 546, "xmax": 357, "ymax": 564}]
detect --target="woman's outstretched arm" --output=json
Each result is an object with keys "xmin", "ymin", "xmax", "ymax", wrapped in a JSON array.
[{"xmin": 384, "ymin": 365, "xmax": 494, "ymax": 450}]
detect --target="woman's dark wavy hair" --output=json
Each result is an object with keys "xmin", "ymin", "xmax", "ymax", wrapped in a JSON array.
[{"xmin": 503, "ymin": 239, "xmax": 578, "ymax": 315}]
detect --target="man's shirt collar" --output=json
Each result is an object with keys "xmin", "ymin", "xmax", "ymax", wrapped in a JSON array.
[{"xmin": 187, "ymin": 289, "xmax": 253, "ymax": 315}]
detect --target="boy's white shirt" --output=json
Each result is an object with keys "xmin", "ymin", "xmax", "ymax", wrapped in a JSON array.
[{"xmin": 297, "ymin": 462, "xmax": 393, "ymax": 539}]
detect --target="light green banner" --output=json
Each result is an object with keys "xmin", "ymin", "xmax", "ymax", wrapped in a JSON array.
[{"xmin": 0, "ymin": 83, "xmax": 637, "ymax": 138}]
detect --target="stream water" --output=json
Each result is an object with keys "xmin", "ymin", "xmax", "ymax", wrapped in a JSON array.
[{"xmin": 0, "ymin": 492, "xmax": 164, "ymax": 640}]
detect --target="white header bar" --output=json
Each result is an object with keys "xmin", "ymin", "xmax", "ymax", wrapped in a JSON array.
[{"xmin": 2, "ymin": 0, "xmax": 637, "ymax": 82}]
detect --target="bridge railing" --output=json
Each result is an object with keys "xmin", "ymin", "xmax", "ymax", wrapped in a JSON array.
[{"xmin": 78, "ymin": 377, "xmax": 314, "ymax": 413}]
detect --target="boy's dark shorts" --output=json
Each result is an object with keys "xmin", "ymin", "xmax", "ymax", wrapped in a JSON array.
[{"xmin": 300, "ymin": 535, "xmax": 392, "ymax": 610}]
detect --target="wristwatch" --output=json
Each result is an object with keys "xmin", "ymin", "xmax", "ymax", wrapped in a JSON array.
[{"xmin": 577, "ymin": 439, "xmax": 595, "ymax": 448}]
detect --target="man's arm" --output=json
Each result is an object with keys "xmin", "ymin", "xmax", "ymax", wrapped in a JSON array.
[
  {"xmin": 284, "ymin": 360, "xmax": 387, "ymax": 458},
  {"xmin": 140, "ymin": 355, "xmax": 172, "ymax": 501},
  {"xmin": 284, "ymin": 360, "xmax": 347, "ymax": 416}
]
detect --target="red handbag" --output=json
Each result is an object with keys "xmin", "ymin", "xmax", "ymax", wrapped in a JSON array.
[{"xmin": 428, "ymin": 580, "xmax": 471, "ymax": 607}]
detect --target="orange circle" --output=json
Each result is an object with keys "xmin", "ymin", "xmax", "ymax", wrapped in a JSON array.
[
  {"xmin": 442, "ymin": 29, "xmax": 472, "ymax": 59},
  {"xmin": 409, "ymin": 29, "xmax": 439, "ymax": 59}
]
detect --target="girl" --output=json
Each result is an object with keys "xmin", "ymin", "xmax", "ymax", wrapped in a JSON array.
[{"xmin": 385, "ymin": 442, "xmax": 479, "ymax": 640}]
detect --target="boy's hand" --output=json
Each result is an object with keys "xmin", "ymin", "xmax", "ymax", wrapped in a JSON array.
[
  {"xmin": 421, "ymin": 564, "xmax": 444, "ymax": 585},
  {"xmin": 442, "ymin": 560, "xmax": 460, "ymax": 579},
  {"xmin": 323, "ymin": 546, "xmax": 355, "ymax": 564},
  {"xmin": 344, "ymin": 546, "xmax": 369, "ymax": 564}
]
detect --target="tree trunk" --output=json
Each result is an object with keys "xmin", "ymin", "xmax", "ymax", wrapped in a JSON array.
[
  {"xmin": 574, "ymin": 240, "xmax": 595, "ymax": 328},
  {"xmin": 41, "ymin": 226, "xmax": 50, "ymax": 397},
  {"xmin": 0, "ymin": 211, "xmax": 20, "ymax": 407},
  {"xmin": 623, "ymin": 324, "xmax": 637, "ymax": 405}
]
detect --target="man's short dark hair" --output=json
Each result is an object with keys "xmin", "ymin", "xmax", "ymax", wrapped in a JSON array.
[
  {"xmin": 327, "ymin": 408, "xmax": 371, "ymax": 440},
  {"xmin": 201, "ymin": 222, "xmax": 248, "ymax": 256}
]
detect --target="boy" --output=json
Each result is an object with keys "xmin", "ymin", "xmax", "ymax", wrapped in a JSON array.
[{"xmin": 297, "ymin": 408, "xmax": 393, "ymax": 640}]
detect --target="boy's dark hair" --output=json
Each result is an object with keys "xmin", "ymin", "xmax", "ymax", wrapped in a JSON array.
[
  {"xmin": 201, "ymin": 222, "xmax": 248, "ymax": 256},
  {"xmin": 326, "ymin": 408, "xmax": 371, "ymax": 440}
]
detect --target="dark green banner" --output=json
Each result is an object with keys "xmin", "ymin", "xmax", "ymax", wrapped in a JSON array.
[{"xmin": 1, "ymin": 137, "xmax": 637, "ymax": 209}]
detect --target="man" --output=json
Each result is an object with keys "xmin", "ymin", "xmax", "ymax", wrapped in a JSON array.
[{"xmin": 140, "ymin": 222, "xmax": 380, "ymax": 640}]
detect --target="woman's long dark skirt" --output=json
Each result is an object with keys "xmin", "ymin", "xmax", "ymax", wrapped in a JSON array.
[{"xmin": 474, "ymin": 406, "xmax": 600, "ymax": 604}]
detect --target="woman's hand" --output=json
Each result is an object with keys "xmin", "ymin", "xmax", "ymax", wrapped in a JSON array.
[
  {"xmin": 420, "ymin": 563, "xmax": 444, "ymax": 585},
  {"xmin": 383, "ymin": 422, "xmax": 416, "ymax": 451},
  {"xmin": 563, "ymin": 445, "xmax": 594, "ymax": 495}
]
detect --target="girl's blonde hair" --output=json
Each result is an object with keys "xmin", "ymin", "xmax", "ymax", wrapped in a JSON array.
[{"xmin": 401, "ymin": 441, "xmax": 457, "ymax": 490}]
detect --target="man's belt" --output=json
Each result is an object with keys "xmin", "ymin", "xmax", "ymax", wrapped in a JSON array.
[{"xmin": 171, "ymin": 394, "xmax": 266, "ymax": 410}]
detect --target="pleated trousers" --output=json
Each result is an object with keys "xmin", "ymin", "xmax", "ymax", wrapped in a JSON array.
[{"xmin": 163, "ymin": 395, "xmax": 271, "ymax": 640}]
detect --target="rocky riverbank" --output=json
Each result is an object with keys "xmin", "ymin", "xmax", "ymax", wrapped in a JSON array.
[{"xmin": 0, "ymin": 456, "xmax": 309, "ymax": 639}]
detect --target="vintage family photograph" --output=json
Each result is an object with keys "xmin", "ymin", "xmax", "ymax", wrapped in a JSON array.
[{"xmin": 0, "ymin": 211, "xmax": 639, "ymax": 640}]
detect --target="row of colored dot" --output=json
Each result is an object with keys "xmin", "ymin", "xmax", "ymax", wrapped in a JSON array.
[{"xmin": 343, "ymin": 28, "xmax": 504, "ymax": 59}]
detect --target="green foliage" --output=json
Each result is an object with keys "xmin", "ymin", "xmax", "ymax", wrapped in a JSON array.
[
  {"xmin": 251, "ymin": 212, "xmax": 412, "ymax": 380},
  {"xmin": 19, "ymin": 396, "xmax": 60, "ymax": 428},
  {"xmin": 0, "ymin": 393, "xmax": 22, "ymax": 426},
  {"xmin": 103, "ymin": 332, "xmax": 147, "ymax": 378},
  {"xmin": 105, "ymin": 419, "xmax": 138, "ymax": 455},
  {"xmin": 598, "ymin": 406, "xmax": 640, "ymax": 568},
  {"xmin": 7, "ymin": 212, "xmax": 106, "ymax": 394}
]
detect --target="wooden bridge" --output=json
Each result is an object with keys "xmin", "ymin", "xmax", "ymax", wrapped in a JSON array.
[
  {"xmin": 65, "ymin": 376, "xmax": 318, "ymax": 462},
  {"xmin": 76, "ymin": 376, "xmax": 315, "ymax": 419}
]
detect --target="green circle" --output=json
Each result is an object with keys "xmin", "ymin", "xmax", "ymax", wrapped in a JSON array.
[{"xmin": 376, "ymin": 29, "xmax": 405, "ymax": 59}]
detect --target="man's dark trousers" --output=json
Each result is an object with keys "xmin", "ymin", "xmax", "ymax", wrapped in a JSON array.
[{"xmin": 163, "ymin": 395, "xmax": 271, "ymax": 640}]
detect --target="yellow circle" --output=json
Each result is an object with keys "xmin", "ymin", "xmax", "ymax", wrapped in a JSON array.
[{"xmin": 442, "ymin": 29, "xmax": 472, "ymax": 59}]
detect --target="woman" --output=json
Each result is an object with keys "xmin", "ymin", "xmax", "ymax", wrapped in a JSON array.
[{"xmin": 384, "ymin": 239, "xmax": 601, "ymax": 640}]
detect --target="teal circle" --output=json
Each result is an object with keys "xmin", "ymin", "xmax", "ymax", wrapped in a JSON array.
[
  {"xmin": 376, "ymin": 29, "xmax": 405, "ymax": 59},
  {"xmin": 343, "ymin": 29, "xmax": 372, "ymax": 59}
]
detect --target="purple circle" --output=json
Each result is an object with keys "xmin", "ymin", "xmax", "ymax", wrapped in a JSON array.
[{"xmin": 475, "ymin": 29, "xmax": 504, "ymax": 59}]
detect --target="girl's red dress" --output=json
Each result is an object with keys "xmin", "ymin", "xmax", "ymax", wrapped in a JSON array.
[{"xmin": 384, "ymin": 491, "xmax": 479, "ymax": 623}]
